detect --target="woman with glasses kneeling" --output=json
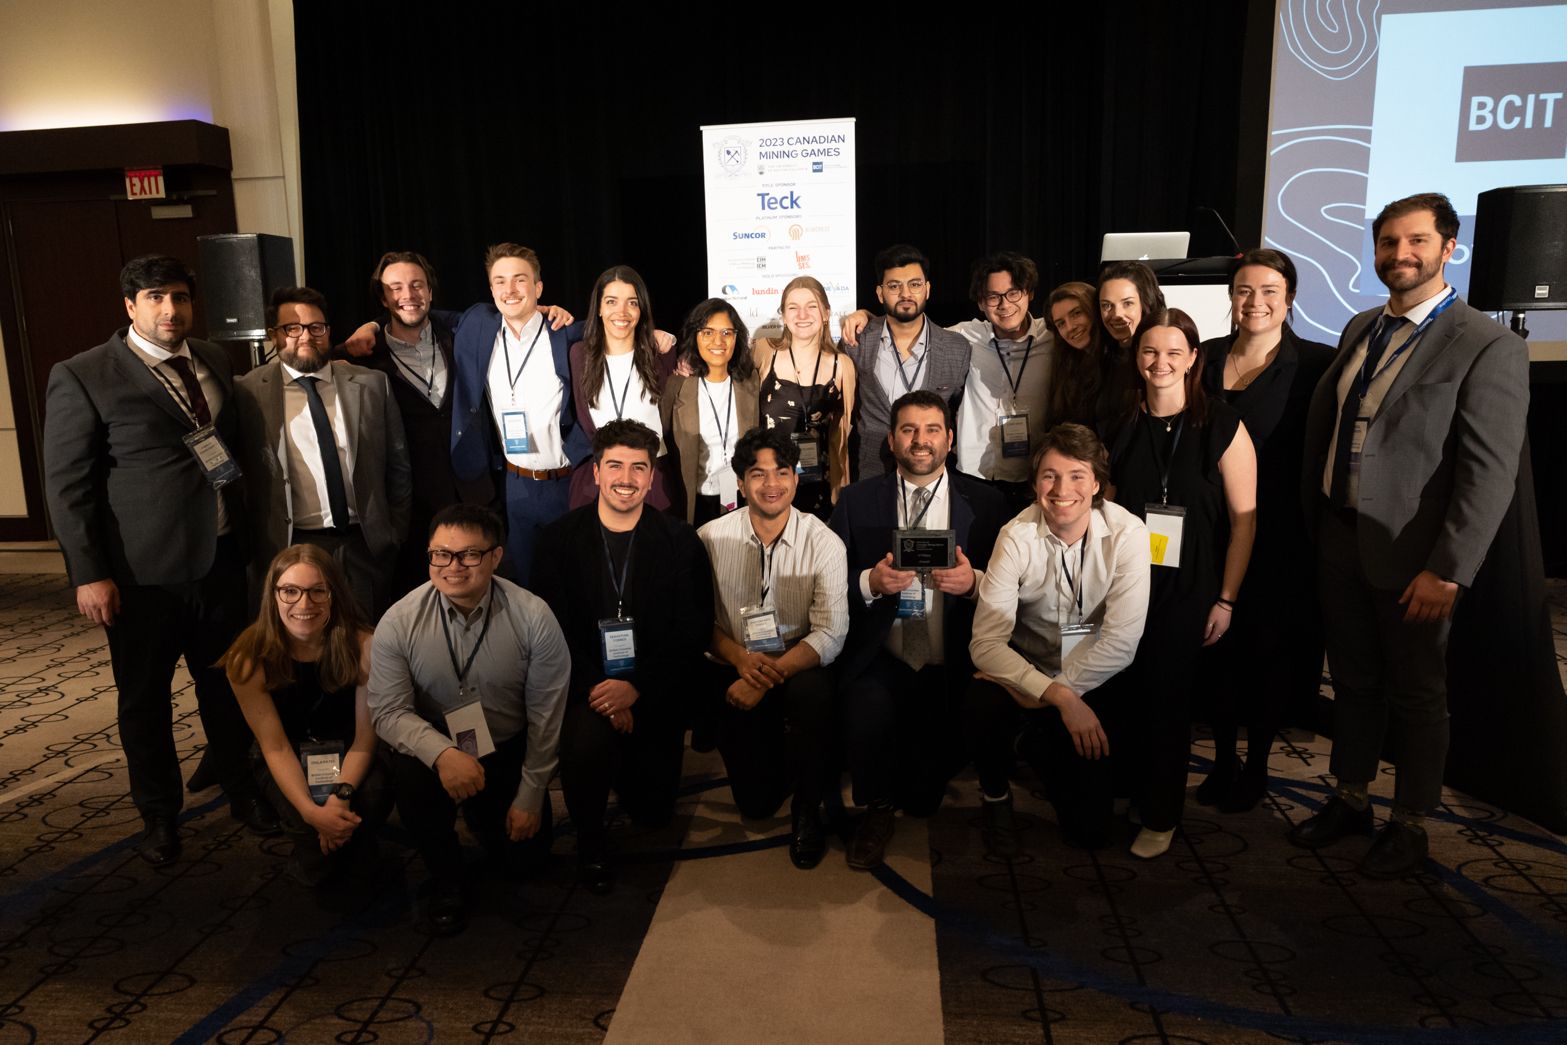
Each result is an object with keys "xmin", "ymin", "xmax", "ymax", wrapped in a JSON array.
[{"xmin": 220, "ymin": 544, "xmax": 389, "ymax": 884}]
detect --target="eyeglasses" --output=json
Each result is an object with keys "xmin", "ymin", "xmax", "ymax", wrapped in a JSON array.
[
  {"xmin": 982, "ymin": 288, "xmax": 1026, "ymax": 307},
  {"xmin": 881, "ymin": 279, "xmax": 927, "ymax": 295},
  {"xmin": 275, "ymin": 322, "xmax": 329, "ymax": 338},
  {"xmin": 275, "ymin": 584, "xmax": 332, "ymax": 604},
  {"xmin": 697, "ymin": 327, "xmax": 738, "ymax": 341},
  {"xmin": 427, "ymin": 547, "xmax": 497, "ymax": 567}
]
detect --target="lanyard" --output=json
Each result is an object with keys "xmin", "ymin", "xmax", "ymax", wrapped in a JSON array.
[
  {"xmin": 1355, "ymin": 288, "xmax": 1457, "ymax": 400},
  {"xmin": 1058, "ymin": 537, "xmax": 1086, "ymax": 625},
  {"xmin": 599, "ymin": 525, "xmax": 637, "ymax": 619},
  {"xmin": 786, "ymin": 345, "xmax": 823, "ymax": 424},
  {"xmin": 1143, "ymin": 411, "xmax": 1186, "ymax": 505},
  {"xmin": 151, "ymin": 363, "xmax": 200, "ymax": 425},
  {"xmin": 898, "ymin": 473, "xmax": 944, "ymax": 530},
  {"xmin": 438, "ymin": 584, "xmax": 495, "ymax": 694},
  {"xmin": 389, "ymin": 327, "xmax": 437, "ymax": 393},
  {"xmin": 502, "ymin": 319, "xmax": 546, "ymax": 393},
  {"xmin": 700, "ymin": 378, "xmax": 734, "ymax": 453},
  {"xmin": 755, "ymin": 531, "xmax": 782, "ymax": 601},
  {"xmin": 992, "ymin": 335, "xmax": 1034, "ymax": 397},
  {"xmin": 605, "ymin": 355, "xmax": 637, "ymax": 419},
  {"xmin": 888, "ymin": 323, "xmax": 928, "ymax": 394}
]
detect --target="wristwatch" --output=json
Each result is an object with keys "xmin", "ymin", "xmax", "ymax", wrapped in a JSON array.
[{"xmin": 332, "ymin": 782, "xmax": 356, "ymax": 801}]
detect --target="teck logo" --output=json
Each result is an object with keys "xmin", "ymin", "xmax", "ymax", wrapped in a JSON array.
[{"xmin": 1456, "ymin": 62, "xmax": 1567, "ymax": 162}]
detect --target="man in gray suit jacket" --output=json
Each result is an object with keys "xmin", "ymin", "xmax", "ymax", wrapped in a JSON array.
[
  {"xmin": 43, "ymin": 255, "xmax": 277, "ymax": 866},
  {"xmin": 841, "ymin": 244, "xmax": 971, "ymax": 481},
  {"xmin": 1289, "ymin": 192, "xmax": 1530, "ymax": 878},
  {"xmin": 233, "ymin": 286, "xmax": 412, "ymax": 619}
]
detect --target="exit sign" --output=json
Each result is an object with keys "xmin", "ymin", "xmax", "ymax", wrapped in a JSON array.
[{"xmin": 125, "ymin": 168, "xmax": 165, "ymax": 200}]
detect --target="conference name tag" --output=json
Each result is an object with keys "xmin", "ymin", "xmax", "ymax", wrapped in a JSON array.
[
  {"xmin": 299, "ymin": 740, "xmax": 344, "ymax": 805},
  {"xmin": 1060, "ymin": 623, "xmax": 1096, "ymax": 661},
  {"xmin": 1348, "ymin": 417, "xmax": 1370, "ymax": 480},
  {"xmin": 999, "ymin": 412, "xmax": 1030, "ymax": 459},
  {"xmin": 793, "ymin": 432, "xmax": 824, "ymax": 480},
  {"xmin": 1145, "ymin": 504, "xmax": 1186, "ymax": 568},
  {"xmin": 182, "ymin": 425, "xmax": 242, "ymax": 488},
  {"xmin": 599, "ymin": 617, "xmax": 637, "ymax": 676},
  {"xmin": 741, "ymin": 604, "xmax": 786, "ymax": 653},
  {"xmin": 501, "ymin": 410, "xmax": 532, "ymax": 455},
  {"xmin": 445, "ymin": 699, "xmax": 496, "ymax": 759},
  {"xmin": 896, "ymin": 583, "xmax": 929, "ymax": 620}
]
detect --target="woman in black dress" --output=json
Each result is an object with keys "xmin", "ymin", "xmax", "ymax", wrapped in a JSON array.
[
  {"xmin": 220, "ymin": 544, "xmax": 388, "ymax": 884},
  {"xmin": 1194, "ymin": 249, "xmax": 1335, "ymax": 812},
  {"xmin": 1106, "ymin": 307, "xmax": 1256, "ymax": 859},
  {"xmin": 1095, "ymin": 262, "xmax": 1168, "ymax": 432},
  {"xmin": 752, "ymin": 275, "xmax": 857, "ymax": 519}
]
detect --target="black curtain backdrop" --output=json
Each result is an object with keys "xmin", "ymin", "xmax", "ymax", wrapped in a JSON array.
[{"xmin": 293, "ymin": 2, "xmax": 1266, "ymax": 330}]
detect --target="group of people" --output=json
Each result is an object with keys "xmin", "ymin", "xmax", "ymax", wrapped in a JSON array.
[{"xmin": 42, "ymin": 189, "xmax": 1529, "ymax": 934}]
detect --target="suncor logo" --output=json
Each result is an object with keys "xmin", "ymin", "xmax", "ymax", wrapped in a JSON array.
[
  {"xmin": 1456, "ymin": 62, "xmax": 1567, "ymax": 162},
  {"xmin": 732, "ymin": 230, "xmax": 768, "ymax": 241}
]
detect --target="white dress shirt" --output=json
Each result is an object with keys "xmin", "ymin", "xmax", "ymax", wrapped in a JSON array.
[
  {"xmin": 969, "ymin": 499, "xmax": 1151, "ymax": 701},
  {"xmin": 124, "ymin": 326, "xmax": 230, "ymax": 534},
  {"xmin": 950, "ymin": 315, "xmax": 1055, "ymax": 482},
  {"xmin": 280, "ymin": 360, "xmax": 360, "ymax": 530},
  {"xmin": 587, "ymin": 350, "xmax": 666, "ymax": 453},
  {"xmin": 696, "ymin": 376, "xmax": 738, "ymax": 497},
  {"xmin": 486, "ymin": 312, "xmax": 567, "ymax": 470},
  {"xmin": 386, "ymin": 321, "xmax": 447, "ymax": 407}
]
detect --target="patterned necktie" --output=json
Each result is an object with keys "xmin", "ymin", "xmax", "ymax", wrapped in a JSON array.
[{"xmin": 164, "ymin": 355, "xmax": 212, "ymax": 426}]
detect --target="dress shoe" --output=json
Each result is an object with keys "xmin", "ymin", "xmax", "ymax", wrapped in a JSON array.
[
  {"xmin": 186, "ymin": 751, "xmax": 219, "ymax": 793},
  {"xmin": 230, "ymin": 794, "xmax": 282, "ymax": 836},
  {"xmin": 577, "ymin": 855, "xmax": 615, "ymax": 895},
  {"xmin": 789, "ymin": 804, "xmax": 827, "ymax": 870},
  {"xmin": 428, "ymin": 879, "xmax": 467, "ymax": 936},
  {"xmin": 1288, "ymin": 795, "xmax": 1373, "ymax": 849},
  {"xmin": 1130, "ymin": 827, "xmax": 1175, "ymax": 860},
  {"xmin": 846, "ymin": 805, "xmax": 895, "ymax": 870},
  {"xmin": 1194, "ymin": 760, "xmax": 1240, "ymax": 807},
  {"xmin": 981, "ymin": 795, "xmax": 1020, "ymax": 858},
  {"xmin": 137, "ymin": 817, "xmax": 181, "ymax": 866},
  {"xmin": 1360, "ymin": 820, "xmax": 1429, "ymax": 879}
]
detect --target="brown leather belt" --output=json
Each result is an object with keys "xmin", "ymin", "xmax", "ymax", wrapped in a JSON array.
[{"xmin": 505, "ymin": 462, "xmax": 571, "ymax": 480}]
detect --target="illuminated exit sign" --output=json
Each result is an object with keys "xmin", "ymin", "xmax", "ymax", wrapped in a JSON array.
[{"xmin": 125, "ymin": 168, "xmax": 165, "ymax": 200}]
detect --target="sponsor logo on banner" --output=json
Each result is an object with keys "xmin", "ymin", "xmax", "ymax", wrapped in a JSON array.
[
  {"xmin": 753, "ymin": 287, "xmax": 779, "ymax": 295},
  {"xmin": 788, "ymin": 225, "xmax": 804, "ymax": 240},
  {"xmin": 812, "ymin": 161, "xmax": 824, "ymax": 173},
  {"xmin": 757, "ymin": 191, "xmax": 801, "ymax": 211},
  {"xmin": 732, "ymin": 229, "xmax": 768, "ymax": 241},
  {"xmin": 721, "ymin": 284, "xmax": 740, "ymax": 295},
  {"xmin": 796, "ymin": 253, "xmax": 812, "ymax": 270},
  {"xmin": 1456, "ymin": 62, "xmax": 1567, "ymax": 162},
  {"xmin": 716, "ymin": 137, "xmax": 748, "ymax": 176}
]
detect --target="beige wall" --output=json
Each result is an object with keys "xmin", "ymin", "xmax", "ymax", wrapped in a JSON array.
[{"xmin": 0, "ymin": 0, "xmax": 302, "ymax": 518}]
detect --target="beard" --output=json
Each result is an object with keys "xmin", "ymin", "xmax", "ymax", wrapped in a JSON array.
[{"xmin": 281, "ymin": 343, "xmax": 328, "ymax": 373}]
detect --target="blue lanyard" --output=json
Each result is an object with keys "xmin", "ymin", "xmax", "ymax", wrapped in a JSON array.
[{"xmin": 1355, "ymin": 288, "xmax": 1457, "ymax": 400}]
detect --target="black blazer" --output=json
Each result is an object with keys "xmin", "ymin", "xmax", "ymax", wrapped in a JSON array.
[
  {"xmin": 827, "ymin": 469, "xmax": 1009, "ymax": 686},
  {"xmin": 531, "ymin": 504, "xmax": 714, "ymax": 713}
]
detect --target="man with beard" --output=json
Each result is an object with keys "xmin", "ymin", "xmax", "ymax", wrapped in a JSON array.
[
  {"xmin": 828, "ymin": 391, "xmax": 1008, "ymax": 869},
  {"xmin": 234, "ymin": 286, "xmax": 412, "ymax": 618},
  {"xmin": 840, "ymin": 245, "xmax": 971, "ymax": 481},
  {"xmin": 1290, "ymin": 192, "xmax": 1529, "ymax": 878}
]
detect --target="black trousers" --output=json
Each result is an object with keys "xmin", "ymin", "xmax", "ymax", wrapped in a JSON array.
[
  {"xmin": 1118, "ymin": 589, "xmax": 1207, "ymax": 833},
  {"xmin": 559, "ymin": 695, "xmax": 684, "ymax": 856},
  {"xmin": 703, "ymin": 659, "xmax": 836, "ymax": 819},
  {"xmin": 967, "ymin": 675, "xmax": 1120, "ymax": 846},
  {"xmin": 253, "ymin": 742, "xmax": 394, "ymax": 878},
  {"xmin": 291, "ymin": 525, "xmax": 389, "ymax": 622},
  {"xmin": 844, "ymin": 650, "xmax": 962, "ymax": 814},
  {"xmin": 388, "ymin": 733, "xmax": 553, "ymax": 886},
  {"xmin": 106, "ymin": 535, "xmax": 255, "ymax": 821}
]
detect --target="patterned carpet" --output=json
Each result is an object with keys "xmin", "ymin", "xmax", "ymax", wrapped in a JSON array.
[{"xmin": 2, "ymin": 571, "xmax": 1566, "ymax": 1043}]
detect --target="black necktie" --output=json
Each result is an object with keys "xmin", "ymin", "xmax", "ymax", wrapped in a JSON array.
[
  {"xmin": 297, "ymin": 376, "xmax": 351, "ymax": 528},
  {"xmin": 1329, "ymin": 315, "xmax": 1408, "ymax": 507},
  {"xmin": 164, "ymin": 355, "xmax": 212, "ymax": 426}
]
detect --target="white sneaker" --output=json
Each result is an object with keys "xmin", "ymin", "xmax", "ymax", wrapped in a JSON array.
[{"xmin": 1130, "ymin": 827, "xmax": 1175, "ymax": 860}]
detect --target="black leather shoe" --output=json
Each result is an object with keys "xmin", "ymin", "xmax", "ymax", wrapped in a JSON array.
[
  {"xmin": 1360, "ymin": 820, "xmax": 1429, "ymax": 879},
  {"xmin": 230, "ymin": 794, "xmax": 282, "ymax": 836},
  {"xmin": 1288, "ymin": 795, "xmax": 1373, "ymax": 849},
  {"xmin": 789, "ymin": 805, "xmax": 826, "ymax": 870},
  {"xmin": 137, "ymin": 817, "xmax": 181, "ymax": 866},
  {"xmin": 981, "ymin": 795, "xmax": 1021, "ymax": 858},
  {"xmin": 846, "ymin": 805, "xmax": 895, "ymax": 870},
  {"xmin": 578, "ymin": 855, "xmax": 615, "ymax": 895},
  {"xmin": 428, "ymin": 880, "xmax": 467, "ymax": 936},
  {"xmin": 186, "ymin": 751, "xmax": 219, "ymax": 793}
]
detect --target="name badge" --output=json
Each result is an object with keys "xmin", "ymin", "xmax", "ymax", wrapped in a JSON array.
[
  {"xmin": 182, "ymin": 424, "xmax": 243, "ymax": 489},
  {"xmin": 1348, "ymin": 416, "xmax": 1370, "ymax": 479},
  {"xmin": 444, "ymin": 698, "xmax": 496, "ymax": 759},
  {"xmin": 999, "ymin": 413, "xmax": 1030, "ymax": 459},
  {"xmin": 740, "ymin": 604, "xmax": 786, "ymax": 653},
  {"xmin": 599, "ymin": 617, "xmax": 637, "ymax": 676},
  {"xmin": 299, "ymin": 739, "xmax": 344, "ymax": 805},
  {"xmin": 793, "ymin": 432, "xmax": 824, "ymax": 480},
  {"xmin": 1060, "ymin": 623, "xmax": 1096, "ymax": 661},
  {"xmin": 501, "ymin": 410, "xmax": 532, "ymax": 455},
  {"xmin": 894, "ymin": 528, "xmax": 955, "ymax": 571},
  {"xmin": 897, "ymin": 583, "xmax": 928, "ymax": 620},
  {"xmin": 1145, "ymin": 504, "xmax": 1186, "ymax": 568}
]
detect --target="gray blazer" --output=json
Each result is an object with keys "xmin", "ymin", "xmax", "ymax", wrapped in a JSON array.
[
  {"xmin": 44, "ymin": 330, "xmax": 246, "ymax": 588},
  {"xmin": 1301, "ymin": 298, "xmax": 1529, "ymax": 589},
  {"xmin": 233, "ymin": 360, "xmax": 412, "ymax": 569},
  {"xmin": 842, "ymin": 315, "xmax": 970, "ymax": 481},
  {"xmin": 660, "ymin": 371, "xmax": 761, "ymax": 524}
]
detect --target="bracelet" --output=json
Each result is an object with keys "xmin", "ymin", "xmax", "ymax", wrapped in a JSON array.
[{"xmin": 1215, "ymin": 598, "xmax": 1235, "ymax": 611}]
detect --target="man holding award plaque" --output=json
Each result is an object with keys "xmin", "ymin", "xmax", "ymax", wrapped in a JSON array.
[
  {"xmin": 829, "ymin": 391, "xmax": 1009, "ymax": 870},
  {"xmin": 369, "ymin": 503, "xmax": 570, "ymax": 933},
  {"xmin": 698, "ymin": 427, "xmax": 849, "ymax": 869}
]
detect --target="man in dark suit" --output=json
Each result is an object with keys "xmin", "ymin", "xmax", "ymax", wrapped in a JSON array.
[
  {"xmin": 1290, "ymin": 192, "xmax": 1530, "ymax": 878},
  {"xmin": 532, "ymin": 420, "xmax": 714, "ymax": 893},
  {"xmin": 233, "ymin": 286, "xmax": 412, "ymax": 618},
  {"xmin": 829, "ymin": 389, "xmax": 1008, "ymax": 868},
  {"xmin": 840, "ymin": 245, "xmax": 971, "ymax": 481},
  {"xmin": 43, "ymin": 255, "xmax": 278, "ymax": 865}
]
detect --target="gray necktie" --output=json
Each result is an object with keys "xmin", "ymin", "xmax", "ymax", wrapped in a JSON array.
[{"xmin": 297, "ymin": 376, "xmax": 351, "ymax": 528}]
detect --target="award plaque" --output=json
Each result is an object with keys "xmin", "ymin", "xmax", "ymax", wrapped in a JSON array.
[{"xmin": 894, "ymin": 528, "xmax": 956, "ymax": 571}]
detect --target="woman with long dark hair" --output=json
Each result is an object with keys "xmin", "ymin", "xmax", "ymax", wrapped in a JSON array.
[
  {"xmin": 1045, "ymin": 280, "xmax": 1106, "ymax": 428},
  {"xmin": 1095, "ymin": 262, "xmax": 1168, "ymax": 431}
]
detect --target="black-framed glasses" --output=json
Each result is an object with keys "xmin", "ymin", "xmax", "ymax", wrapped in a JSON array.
[
  {"xmin": 427, "ymin": 547, "xmax": 497, "ymax": 567},
  {"xmin": 881, "ymin": 279, "xmax": 927, "ymax": 294},
  {"xmin": 275, "ymin": 322, "xmax": 329, "ymax": 338},
  {"xmin": 982, "ymin": 288, "xmax": 1026, "ymax": 307},
  {"xmin": 275, "ymin": 584, "xmax": 332, "ymax": 604}
]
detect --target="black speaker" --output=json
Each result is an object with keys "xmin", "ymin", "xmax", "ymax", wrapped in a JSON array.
[
  {"xmin": 196, "ymin": 233, "xmax": 297, "ymax": 339},
  {"xmin": 1469, "ymin": 184, "xmax": 1567, "ymax": 311}
]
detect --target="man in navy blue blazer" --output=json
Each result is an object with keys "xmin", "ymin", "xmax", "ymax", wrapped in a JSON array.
[{"xmin": 829, "ymin": 389, "xmax": 1010, "ymax": 868}]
